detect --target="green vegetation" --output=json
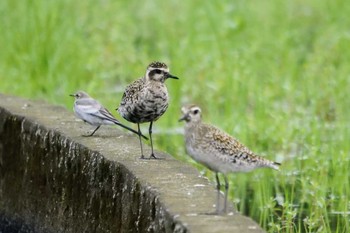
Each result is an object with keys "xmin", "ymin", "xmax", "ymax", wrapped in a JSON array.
[{"xmin": 1, "ymin": 1, "xmax": 349, "ymax": 232}]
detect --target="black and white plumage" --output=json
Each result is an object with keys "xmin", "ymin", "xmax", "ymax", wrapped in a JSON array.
[
  {"xmin": 70, "ymin": 91, "xmax": 147, "ymax": 139},
  {"xmin": 117, "ymin": 61, "xmax": 178, "ymax": 159}
]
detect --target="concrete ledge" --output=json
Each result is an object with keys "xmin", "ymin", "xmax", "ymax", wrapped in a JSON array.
[{"xmin": 0, "ymin": 94, "xmax": 264, "ymax": 233}]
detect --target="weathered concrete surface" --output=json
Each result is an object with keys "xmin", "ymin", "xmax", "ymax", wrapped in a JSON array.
[{"xmin": 0, "ymin": 94, "xmax": 264, "ymax": 233}]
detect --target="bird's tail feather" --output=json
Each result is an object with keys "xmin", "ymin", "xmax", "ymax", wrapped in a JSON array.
[
  {"xmin": 114, "ymin": 121, "xmax": 148, "ymax": 140},
  {"xmin": 98, "ymin": 107, "xmax": 148, "ymax": 140},
  {"xmin": 270, "ymin": 161, "xmax": 281, "ymax": 171}
]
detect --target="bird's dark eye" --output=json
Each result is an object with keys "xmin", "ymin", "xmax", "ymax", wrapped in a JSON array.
[
  {"xmin": 155, "ymin": 69, "xmax": 162, "ymax": 74},
  {"xmin": 193, "ymin": 109, "xmax": 199, "ymax": 114}
]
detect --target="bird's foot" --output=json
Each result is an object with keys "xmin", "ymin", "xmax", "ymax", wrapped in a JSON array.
[
  {"xmin": 82, "ymin": 133, "xmax": 93, "ymax": 137},
  {"xmin": 149, "ymin": 153, "xmax": 158, "ymax": 159},
  {"xmin": 139, "ymin": 153, "xmax": 164, "ymax": 160},
  {"xmin": 149, "ymin": 153, "xmax": 165, "ymax": 160}
]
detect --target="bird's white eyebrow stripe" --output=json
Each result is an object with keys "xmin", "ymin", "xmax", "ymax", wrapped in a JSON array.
[{"xmin": 148, "ymin": 67, "xmax": 168, "ymax": 72}]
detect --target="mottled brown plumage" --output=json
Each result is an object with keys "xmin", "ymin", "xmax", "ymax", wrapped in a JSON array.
[
  {"xmin": 179, "ymin": 104, "xmax": 281, "ymax": 214},
  {"xmin": 117, "ymin": 61, "xmax": 178, "ymax": 159}
]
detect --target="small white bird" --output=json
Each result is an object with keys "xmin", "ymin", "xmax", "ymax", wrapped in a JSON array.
[{"xmin": 70, "ymin": 91, "xmax": 147, "ymax": 139}]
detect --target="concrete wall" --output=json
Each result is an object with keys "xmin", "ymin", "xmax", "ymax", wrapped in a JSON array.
[{"xmin": 0, "ymin": 94, "xmax": 264, "ymax": 233}]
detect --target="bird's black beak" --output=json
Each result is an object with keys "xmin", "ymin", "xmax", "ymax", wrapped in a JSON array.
[
  {"xmin": 166, "ymin": 73, "xmax": 179, "ymax": 80},
  {"xmin": 69, "ymin": 94, "xmax": 75, "ymax": 97},
  {"xmin": 179, "ymin": 113, "xmax": 188, "ymax": 122}
]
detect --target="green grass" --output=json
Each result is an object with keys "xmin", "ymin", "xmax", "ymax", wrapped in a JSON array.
[{"xmin": 1, "ymin": 0, "xmax": 350, "ymax": 232}]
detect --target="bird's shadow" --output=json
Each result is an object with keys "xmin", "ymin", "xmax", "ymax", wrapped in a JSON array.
[{"xmin": 198, "ymin": 209, "xmax": 236, "ymax": 216}]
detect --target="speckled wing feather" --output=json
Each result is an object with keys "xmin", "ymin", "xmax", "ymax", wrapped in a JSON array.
[
  {"xmin": 119, "ymin": 78, "xmax": 145, "ymax": 107},
  {"xmin": 118, "ymin": 76, "xmax": 170, "ymax": 123},
  {"xmin": 203, "ymin": 124, "xmax": 280, "ymax": 170},
  {"xmin": 202, "ymin": 124, "xmax": 262, "ymax": 165},
  {"xmin": 118, "ymin": 78, "xmax": 150, "ymax": 123}
]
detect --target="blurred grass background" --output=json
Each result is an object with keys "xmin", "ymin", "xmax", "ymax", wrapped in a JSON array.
[{"xmin": 1, "ymin": 0, "xmax": 349, "ymax": 232}]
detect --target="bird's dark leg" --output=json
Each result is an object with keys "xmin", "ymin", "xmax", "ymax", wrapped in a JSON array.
[
  {"xmin": 215, "ymin": 172, "xmax": 221, "ymax": 214},
  {"xmin": 223, "ymin": 175, "xmax": 229, "ymax": 214},
  {"xmin": 148, "ymin": 121, "xmax": 157, "ymax": 159},
  {"xmin": 137, "ymin": 123, "xmax": 145, "ymax": 159},
  {"xmin": 84, "ymin": 125, "xmax": 101, "ymax": 137}
]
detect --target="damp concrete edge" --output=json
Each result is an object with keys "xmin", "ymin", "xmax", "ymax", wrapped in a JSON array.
[{"xmin": 0, "ymin": 94, "xmax": 264, "ymax": 233}]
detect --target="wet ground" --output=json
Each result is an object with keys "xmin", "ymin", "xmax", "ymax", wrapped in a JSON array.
[{"xmin": 0, "ymin": 214, "xmax": 37, "ymax": 233}]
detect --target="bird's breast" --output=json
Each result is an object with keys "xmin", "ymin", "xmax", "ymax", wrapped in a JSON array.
[{"xmin": 118, "ymin": 84, "xmax": 169, "ymax": 123}]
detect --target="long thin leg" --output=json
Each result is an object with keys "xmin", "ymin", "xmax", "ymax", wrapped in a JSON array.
[
  {"xmin": 215, "ymin": 172, "xmax": 221, "ymax": 214},
  {"xmin": 137, "ymin": 123, "xmax": 145, "ymax": 159},
  {"xmin": 148, "ymin": 121, "xmax": 157, "ymax": 159},
  {"xmin": 84, "ymin": 125, "xmax": 101, "ymax": 137},
  {"xmin": 223, "ymin": 175, "xmax": 229, "ymax": 214}
]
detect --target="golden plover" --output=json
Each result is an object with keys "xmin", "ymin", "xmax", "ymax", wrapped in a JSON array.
[
  {"xmin": 117, "ymin": 61, "xmax": 178, "ymax": 159},
  {"xmin": 70, "ymin": 90, "xmax": 147, "ymax": 139},
  {"xmin": 179, "ymin": 104, "xmax": 281, "ymax": 214}
]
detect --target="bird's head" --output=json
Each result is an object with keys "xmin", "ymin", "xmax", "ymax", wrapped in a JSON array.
[
  {"xmin": 69, "ymin": 91, "xmax": 90, "ymax": 99},
  {"xmin": 145, "ymin": 61, "xmax": 178, "ymax": 83},
  {"xmin": 179, "ymin": 104, "xmax": 202, "ymax": 123}
]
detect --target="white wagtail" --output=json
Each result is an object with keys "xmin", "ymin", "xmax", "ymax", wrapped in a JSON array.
[
  {"xmin": 70, "ymin": 91, "xmax": 147, "ymax": 139},
  {"xmin": 179, "ymin": 104, "xmax": 281, "ymax": 214},
  {"xmin": 117, "ymin": 61, "xmax": 178, "ymax": 159}
]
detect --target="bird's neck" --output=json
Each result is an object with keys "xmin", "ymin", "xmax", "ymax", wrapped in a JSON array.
[
  {"xmin": 185, "ymin": 121, "xmax": 201, "ymax": 132},
  {"xmin": 146, "ymin": 79, "xmax": 166, "ymax": 90}
]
